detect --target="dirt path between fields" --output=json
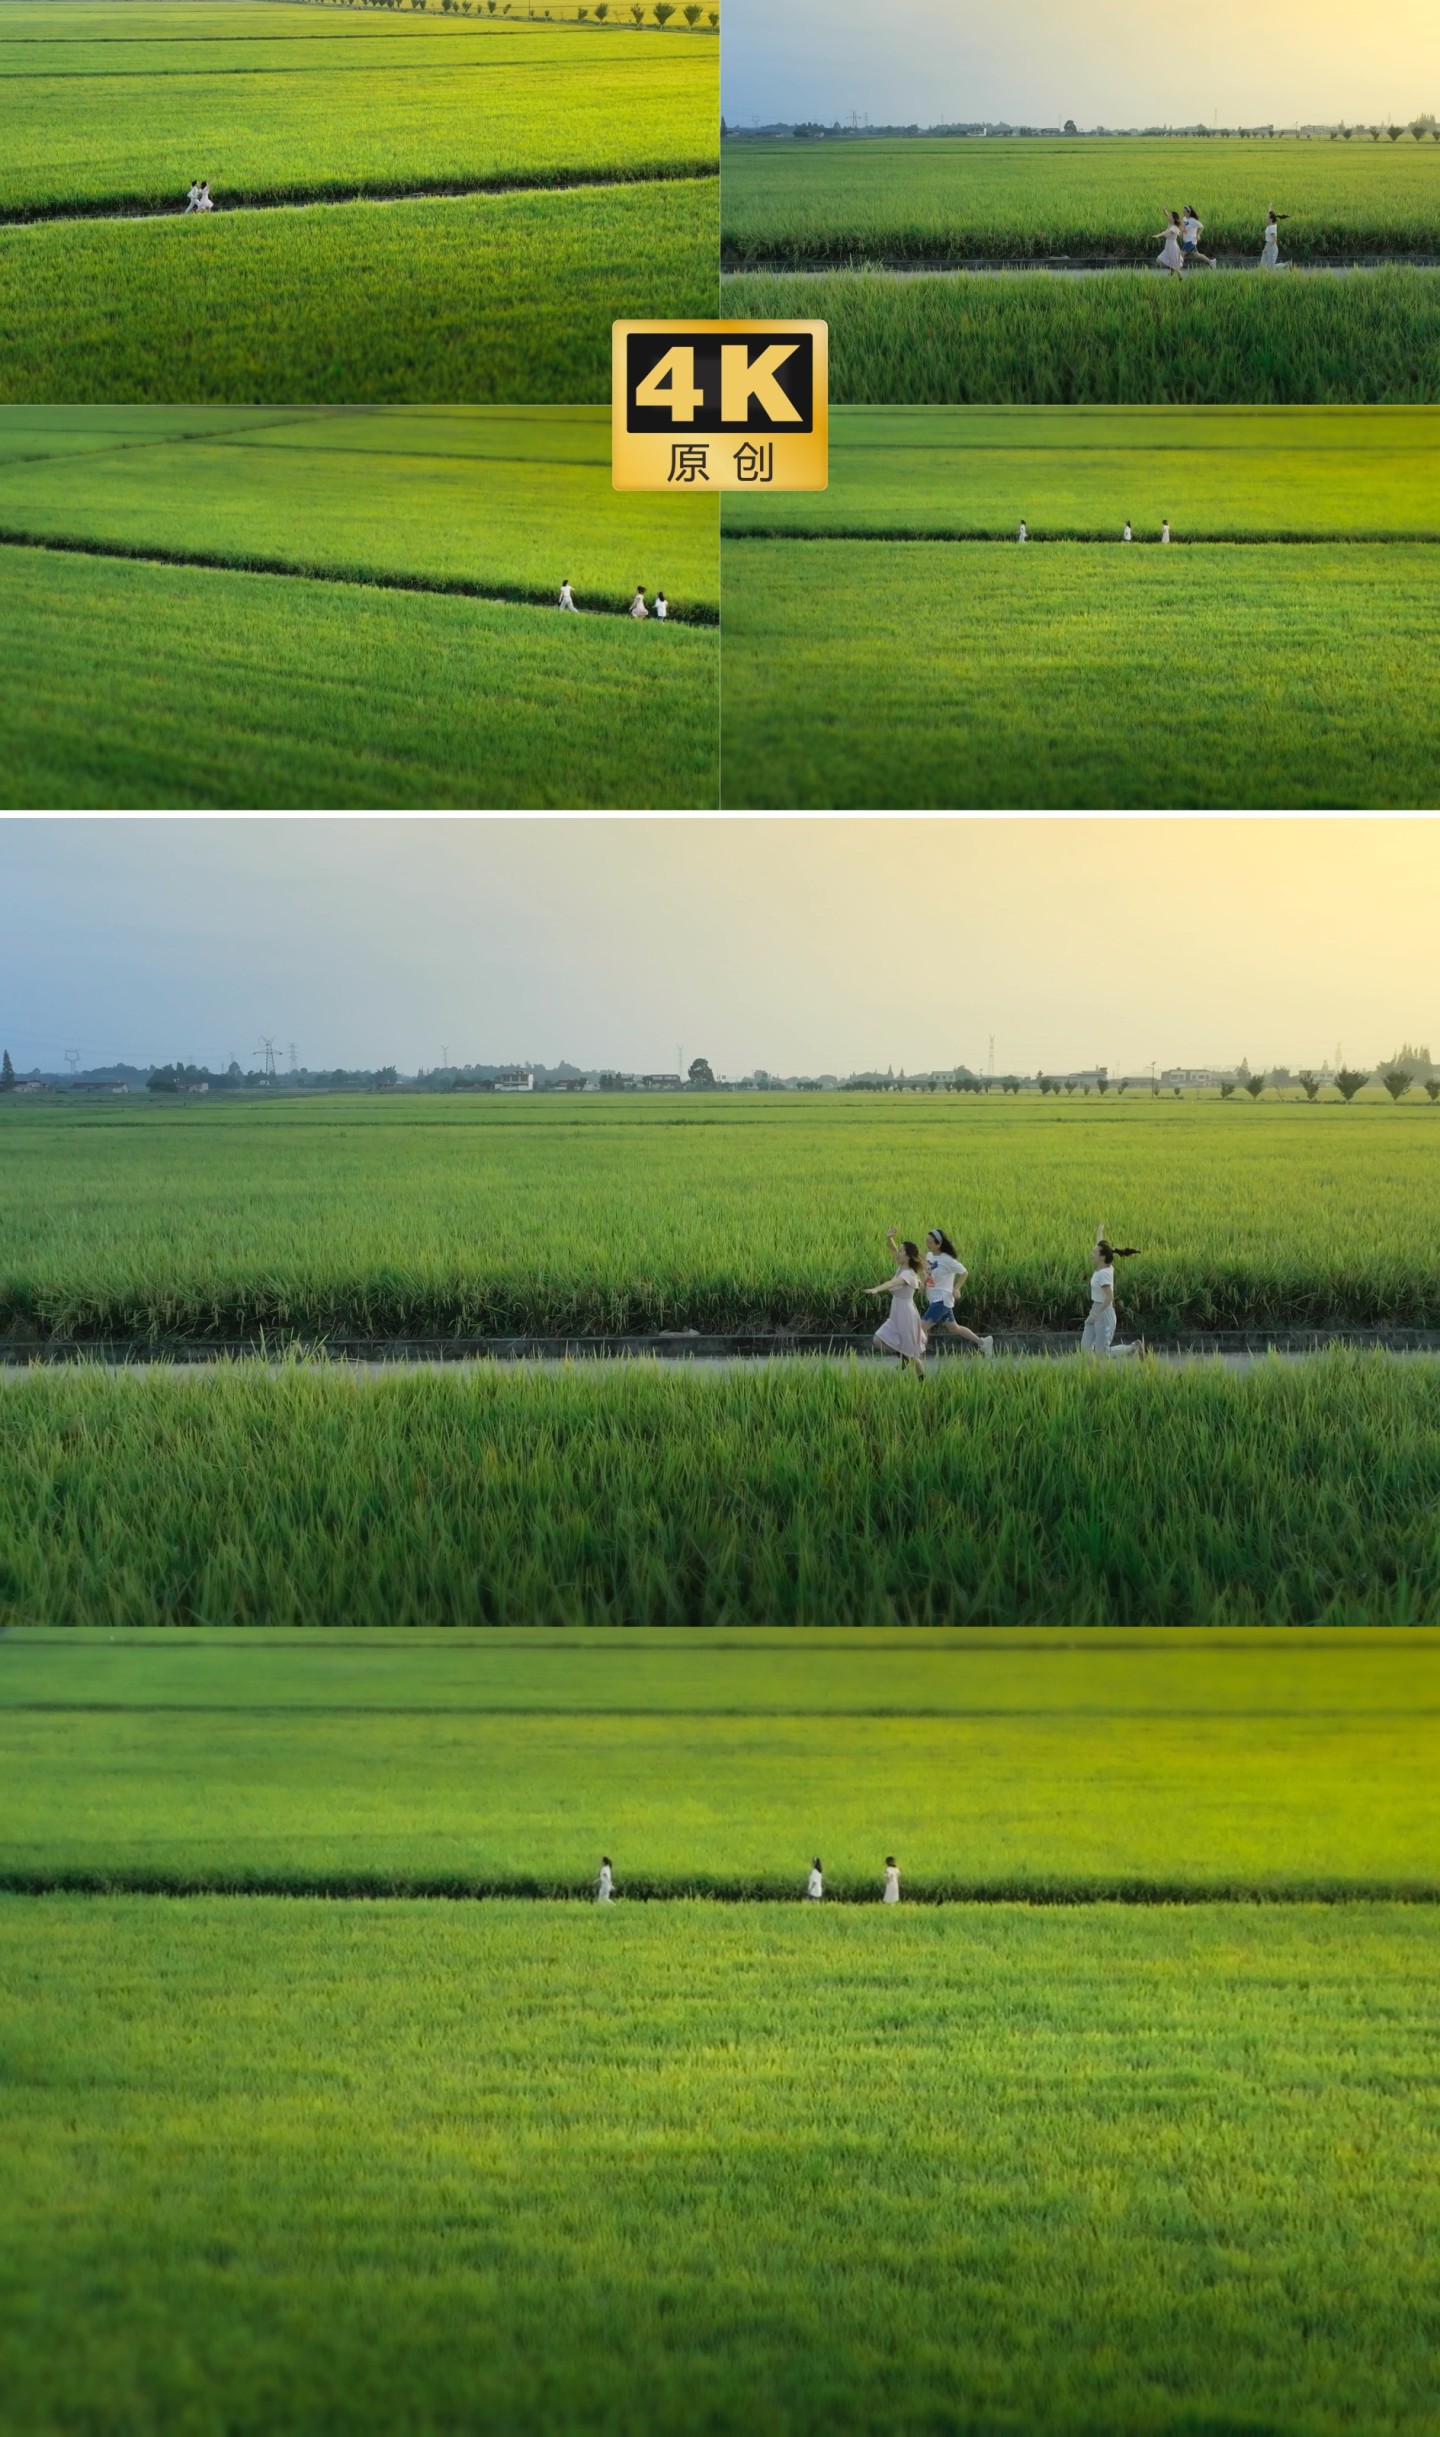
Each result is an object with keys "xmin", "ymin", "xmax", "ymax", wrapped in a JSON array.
[
  {"xmin": 719, "ymin": 529, "xmax": 1437, "ymax": 547},
  {"xmin": 722, "ymin": 253, "xmax": 1440, "ymax": 276},
  {"xmin": 2, "ymin": 1871, "xmax": 1435, "ymax": 1904},
  {"xmin": 0, "ymin": 163, "xmax": 717, "ymax": 228},
  {"xmin": 0, "ymin": 531, "xmax": 719, "ymax": 623},
  {"xmin": 5, "ymin": 1330, "xmax": 1440, "ymax": 1373}
]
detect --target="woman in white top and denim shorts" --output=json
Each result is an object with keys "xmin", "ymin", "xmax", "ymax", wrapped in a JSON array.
[{"xmin": 911, "ymin": 1228, "xmax": 994, "ymax": 1355}]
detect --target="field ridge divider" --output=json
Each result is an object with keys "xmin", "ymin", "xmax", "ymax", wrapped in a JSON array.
[
  {"xmin": 0, "ymin": 531, "xmax": 720, "ymax": 624},
  {"xmin": 3, "ymin": 1870, "xmax": 1437, "ymax": 1905},
  {"xmin": 0, "ymin": 162, "xmax": 719, "ymax": 228},
  {"xmin": 720, "ymin": 527, "xmax": 1440, "ymax": 547}
]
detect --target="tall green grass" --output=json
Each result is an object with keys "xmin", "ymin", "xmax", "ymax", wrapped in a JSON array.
[
  {"xmin": 4, "ymin": 1094, "xmax": 1440, "ymax": 1334},
  {"xmin": 722, "ymin": 135, "xmax": 1440, "ymax": 265},
  {"xmin": 3, "ymin": 1901, "xmax": 1437, "ymax": 2433},
  {"xmin": 723, "ymin": 266, "xmax": 1440, "ymax": 407},
  {"xmin": 0, "ymin": 179, "xmax": 720, "ymax": 407},
  {"xmin": 5, "ymin": 1358, "xmax": 1440, "ymax": 1633},
  {"xmin": 0, "ymin": 545, "xmax": 718, "ymax": 809},
  {"xmin": 722, "ymin": 538, "xmax": 1440, "ymax": 808}
]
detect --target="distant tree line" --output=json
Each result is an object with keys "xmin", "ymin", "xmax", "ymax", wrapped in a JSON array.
[{"xmin": 295, "ymin": 0, "xmax": 717, "ymax": 23}]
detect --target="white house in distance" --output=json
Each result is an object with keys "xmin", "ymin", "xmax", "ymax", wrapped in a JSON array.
[{"xmin": 495, "ymin": 1067, "xmax": 534, "ymax": 1092}]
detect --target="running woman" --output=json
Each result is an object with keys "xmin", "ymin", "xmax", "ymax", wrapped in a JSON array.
[
  {"xmin": 184, "ymin": 181, "xmax": 202, "ymax": 213},
  {"xmin": 629, "ymin": 587, "xmax": 649, "ymax": 618},
  {"xmin": 1260, "ymin": 210, "xmax": 1291, "ymax": 268},
  {"xmin": 194, "ymin": 182, "xmax": 213, "ymax": 213},
  {"xmin": 1161, "ymin": 519, "xmax": 1172, "ymax": 543},
  {"xmin": 1017, "ymin": 519, "xmax": 1029, "ymax": 543},
  {"xmin": 807, "ymin": 1858, "xmax": 824, "ymax": 1902},
  {"xmin": 1082, "ymin": 1228, "xmax": 1145, "ymax": 1356},
  {"xmin": 883, "ymin": 1858, "xmax": 901, "ymax": 1904},
  {"xmin": 597, "ymin": 1856, "xmax": 614, "ymax": 1903},
  {"xmin": 1180, "ymin": 206, "xmax": 1215, "ymax": 267},
  {"xmin": 906, "ymin": 1226, "xmax": 994, "ymax": 1355},
  {"xmin": 558, "ymin": 580, "xmax": 578, "ymax": 611},
  {"xmin": 1123, "ymin": 520, "xmax": 1133, "ymax": 542},
  {"xmin": 655, "ymin": 592, "xmax": 668, "ymax": 620},
  {"xmin": 1153, "ymin": 212, "xmax": 1185, "ymax": 274},
  {"xmin": 865, "ymin": 1236, "xmax": 927, "ymax": 1375}
]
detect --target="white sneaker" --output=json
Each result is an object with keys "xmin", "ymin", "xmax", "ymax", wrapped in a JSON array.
[{"xmin": 981, "ymin": 1335, "xmax": 996, "ymax": 1358}]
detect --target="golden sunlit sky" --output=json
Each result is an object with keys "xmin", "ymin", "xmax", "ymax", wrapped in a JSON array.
[
  {"xmin": 4, "ymin": 819, "xmax": 1437, "ymax": 1079},
  {"xmin": 722, "ymin": 0, "xmax": 1439, "ymax": 129}
]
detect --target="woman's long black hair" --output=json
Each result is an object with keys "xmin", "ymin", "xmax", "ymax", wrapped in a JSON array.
[
  {"xmin": 1096, "ymin": 1238, "xmax": 1141, "ymax": 1260},
  {"xmin": 928, "ymin": 1228, "xmax": 959, "ymax": 1258},
  {"xmin": 900, "ymin": 1240, "xmax": 922, "ymax": 1268}
]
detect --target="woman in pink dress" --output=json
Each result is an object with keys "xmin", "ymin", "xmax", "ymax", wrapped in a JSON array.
[{"xmin": 865, "ymin": 1235, "xmax": 927, "ymax": 1374}]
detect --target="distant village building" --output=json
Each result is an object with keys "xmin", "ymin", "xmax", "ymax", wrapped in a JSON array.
[{"xmin": 495, "ymin": 1067, "xmax": 534, "ymax": 1092}]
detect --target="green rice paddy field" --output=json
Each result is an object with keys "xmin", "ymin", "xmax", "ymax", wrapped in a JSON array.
[
  {"xmin": 722, "ymin": 138, "xmax": 1440, "ymax": 404},
  {"xmin": 5, "ymin": 1089, "xmax": 1440, "ymax": 1338},
  {"xmin": 5, "ymin": 1897, "xmax": 1436, "ymax": 2433},
  {"xmin": 722, "ymin": 407, "xmax": 1440, "ymax": 809},
  {"xmin": 721, "ymin": 136, "xmax": 1440, "ymax": 265},
  {"xmin": 724, "ymin": 264, "xmax": 1440, "ymax": 406},
  {"xmin": 0, "ymin": 0, "xmax": 719, "ymax": 402},
  {"xmin": 0, "ymin": 408, "xmax": 718, "ymax": 807}
]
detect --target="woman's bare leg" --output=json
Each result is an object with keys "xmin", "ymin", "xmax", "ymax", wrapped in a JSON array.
[{"xmin": 938, "ymin": 1319, "xmax": 987, "ymax": 1349}]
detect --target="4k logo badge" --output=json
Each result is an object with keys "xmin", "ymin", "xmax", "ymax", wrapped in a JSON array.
[{"xmin": 612, "ymin": 321, "xmax": 828, "ymax": 491}]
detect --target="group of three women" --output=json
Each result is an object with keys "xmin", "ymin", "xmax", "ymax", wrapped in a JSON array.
[{"xmin": 867, "ymin": 1225, "xmax": 1143, "ymax": 1372}]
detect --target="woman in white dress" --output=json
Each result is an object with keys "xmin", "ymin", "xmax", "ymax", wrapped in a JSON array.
[
  {"xmin": 1081, "ymin": 1228, "xmax": 1145, "ymax": 1355},
  {"xmin": 883, "ymin": 1857, "xmax": 901, "ymax": 1904},
  {"xmin": 807, "ymin": 1858, "xmax": 824, "ymax": 1902},
  {"xmin": 1153, "ymin": 212, "xmax": 1185, "ymax": 274},
  {"xmin": 596, "ymin": 1856, "xmax": 614, "ymax": 1903},
  {"xmin": 1260, "ymin": 210, "xmax": 1290, "ymax": 268},
  {"xmin": 865, "ymin": 1236, "xmax": 927, "ymax": 1374}
]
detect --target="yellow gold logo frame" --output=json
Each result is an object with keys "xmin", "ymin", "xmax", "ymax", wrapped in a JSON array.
[{"xmin": 612, "ymin": 320, "xmax": 829, "ymax": 492}]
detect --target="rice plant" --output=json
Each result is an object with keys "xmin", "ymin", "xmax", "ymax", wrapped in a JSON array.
[
  {"xmin": 5, "ymin": 1357, "xmax": 1440, "ymax": 1638},
  {"xmin": 722, "ymin": 266, "xmax": 1440, "ymax": 407},
  {"xmin": 4, "ymin": 1091, "xmax": 1440, "ymax": 1334},
  {"xmin": 722, "ymin": 135, "xmax": 1440, "ymax": 266}
]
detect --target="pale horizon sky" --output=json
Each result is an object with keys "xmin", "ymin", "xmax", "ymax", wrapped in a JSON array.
[
  {"xmin": 722, "ymin": 0, "xmax": 1439, "ymax": 130},
  {"xmin": 3, "ymin": 820, "xmax": 1436, "ymax": 1081}
]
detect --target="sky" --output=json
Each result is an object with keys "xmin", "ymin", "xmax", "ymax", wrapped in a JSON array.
[
  {"xmin": 3, "ymin": 819, "xmax": 1436, "ymax": 1081},
  {"xmin": 722, "ymin": 0, "xmax": 1439, "ymax": 130}
]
